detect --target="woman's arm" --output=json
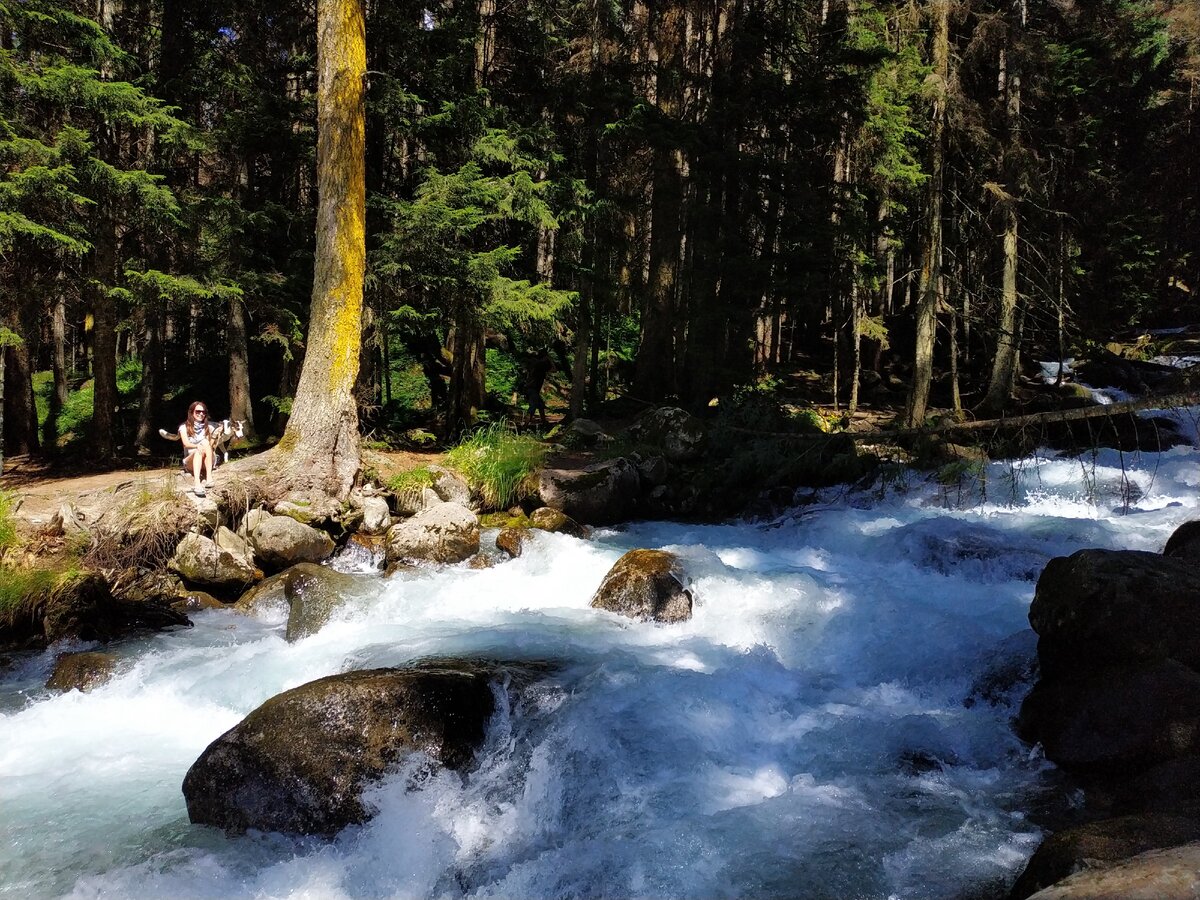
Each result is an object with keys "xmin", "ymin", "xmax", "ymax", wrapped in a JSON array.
[{"xmin": 179, "ymin": 424, "xmax": 208, "ymax": 450}]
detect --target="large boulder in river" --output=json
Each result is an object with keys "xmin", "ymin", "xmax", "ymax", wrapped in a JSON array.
[
  {"xmin": 590, "ymin": 549, "xmax": 693, "ymax": 623},
  {"xmin": 246, "ymin": 514, "xmax": 336, "ymax": 569},
  {"xmin": 1023, "ymin": 840, "xmax": 1200, "ymax": 900},
  {"xmin": 1017, "ymin": 660, "xmax": 1200, "ymax": 775},
  {"xmin": 1010, "ymin": 815, "xmax": 1200, "ymax": 900},
  {"xmin": 1163, "ymin": 521, "xmax": 1200, "ymax": 567},
  {"xmin": 1029, "ymin": 549, "xmax": 1200, "ymax": 675},
  {"xmin": 538, "ymin": 457, "xmax": 640, "ymax": 525},
  {"xmin": 234, "ymin": 563, "xmax": 373, "ymax": 641},
  {"xmin": 385, "ymin": 502, "xmax": 480, "ymax": 565},
  {"xmin": 181, "ymin": 663, "xmax": 497, "ymax": 836}
]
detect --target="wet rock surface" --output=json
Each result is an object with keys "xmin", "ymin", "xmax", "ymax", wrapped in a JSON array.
[{"xmin": 182, "ymin": 661, "xmax": 502, "ymax": 836}]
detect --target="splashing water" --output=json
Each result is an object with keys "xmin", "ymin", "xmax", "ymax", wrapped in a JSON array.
[{"xmin": 2, "ymin": 443, "xmax": 1198, "ymax": 900}]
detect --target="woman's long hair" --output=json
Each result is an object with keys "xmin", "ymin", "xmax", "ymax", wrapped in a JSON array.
[{"xmin": 184, "ymin": 400, "xmax": 209, "ymax": 439}]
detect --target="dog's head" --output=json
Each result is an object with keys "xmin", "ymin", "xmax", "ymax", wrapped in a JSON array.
[{"xmin": 230, "ymin": 420, "xmax": 245, "ymax": 439}]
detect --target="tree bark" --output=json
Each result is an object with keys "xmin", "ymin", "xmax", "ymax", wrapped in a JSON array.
[
  {"xmin": 134, "ymin": 295, "xmax": 163, "ymax": 453},
  {"xmin": 228, "ymin": 295, "xmax": 255, "ymax": 431},
  {"xmin": 982, "ymin": 2, "xmax": 1024, "ymax": 414},
  {"xmin": 904, "ymin": 0, "xmax": 949, "ymax": 427},
  {"xmin": 269, "ymin": 0, "xmax": 365, "ymax": 499},
  {"xmin": 634, "ymin": 3, "xmax": 685, "ymax": 402},
  {"xmin": 45, "ymin": 292, "xmax": 69, "ymax": 450}
]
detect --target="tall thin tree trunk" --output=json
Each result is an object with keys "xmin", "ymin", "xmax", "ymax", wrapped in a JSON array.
[
  {"xmin": 134, "ymin": 296, "xmax": 163, "ymax": 452},
  {"xmin": 982, "ymin": 1, "xmax": 1024, "ymax": 414},
  {"xmin": 45, "ymin": 293, "xmax": 68, "ymax": 450},
  {"xmin": 445, "ymin": 0, "xmax": 496, "ymax": 434},
  {"xmin": 904, "ymin": 0, "xmax": 949, "ymax": 427},
  {"xmin": 228, "ymin": 296, "xmax": 255, "ymax": 430},
  {"xmin": 633, "ymin": 3, "xmax": 685, "ymax": 402}
]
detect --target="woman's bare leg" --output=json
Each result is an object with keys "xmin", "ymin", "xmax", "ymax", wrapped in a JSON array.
[{"xmin": 189, "ymin": 451, "xmax": 204, "ymax": 493}]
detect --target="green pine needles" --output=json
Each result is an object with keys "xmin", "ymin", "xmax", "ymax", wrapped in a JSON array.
[{"xmin": 444, "ymin": 422, "xmax": 547, "ymax": 510}]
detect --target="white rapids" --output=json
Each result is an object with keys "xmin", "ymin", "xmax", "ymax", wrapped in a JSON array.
[{"xmin": 2, "ymin": 436, "xmax": 1199, "ymax": 899}]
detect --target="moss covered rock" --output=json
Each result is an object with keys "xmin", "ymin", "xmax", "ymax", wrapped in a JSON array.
[{"xmin": 590, "ymin": 549, "xmax": 693, "ymax": 623}]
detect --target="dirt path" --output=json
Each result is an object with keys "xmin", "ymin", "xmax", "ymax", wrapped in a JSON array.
[{"xmin": 1, "ymin": 447, "xmax": 445, "ymax": 529}]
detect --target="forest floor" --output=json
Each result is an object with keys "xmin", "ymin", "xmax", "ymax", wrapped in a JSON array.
[
  {"xmin": 0, "ymin": 360, "xmax": 917, "ymax": 533},
  {"xmin": 0, "ymin": 447, "xmax": 448, "ymax": 531}
]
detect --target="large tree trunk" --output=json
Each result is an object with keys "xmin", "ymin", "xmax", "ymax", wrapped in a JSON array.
[
  {"xmin": 447, "ymin": 313, "xmax": 485, "ymax": 435},
  {"xmin": 269, "ymin": 0, "xmax": 365, "ymax": 499},
  {"xmin": 904, "ymin": 0, "xmax": 949, "ymax": 427}
]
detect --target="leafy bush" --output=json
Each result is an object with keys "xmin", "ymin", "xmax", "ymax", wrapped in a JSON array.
[
  {"xmin": 33, "ymin": 372, "xmax": 97, "ymax": 443},
  {"xmin": 485, "ymin": 347, "xmax": 519, "ymax": 401},
  {"xmin": 444, "ymin": 421, "xmax": 546, "ymax": 509},
  {"xmin": 387, "ymin": 344, "xmax": 432, "ymax": 410}
]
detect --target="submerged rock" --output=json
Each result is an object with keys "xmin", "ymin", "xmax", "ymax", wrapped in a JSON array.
[
  {"xmin": 234, "ymin": 562, "xmax": 373, "ymax": 642},
  {"xmin": 529, "ymin": 507, "xmax": 590, "ymax": 539},
  {"xmin": 590, "ymin": 549, "xmax": 693, "ymax": 623},
  {"xmin": 45, "ymin": 651, "xmax": 119, "ymax": 692},
  {"xmin": 181, "ymin": 663, "xmax": 497, "ymax": 836}
]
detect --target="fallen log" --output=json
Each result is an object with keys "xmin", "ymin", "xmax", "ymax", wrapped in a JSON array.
[
  {"xmin": 884, "ymin": 390, "xmax": 1200, "ymax": 441},
  {"xmin": 728, "ymin": 390, "xmax": 1200, "ymax": 444}
]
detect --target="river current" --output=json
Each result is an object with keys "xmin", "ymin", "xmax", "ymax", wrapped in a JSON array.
[{"xmin": 3, "ymin": 432, "xmax": 1199, "ymax": 899}]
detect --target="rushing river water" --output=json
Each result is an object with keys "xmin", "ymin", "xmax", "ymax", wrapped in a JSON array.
[{"xmin": 3, "ymin": 436, "xmax": 1200, "ymax": 899}]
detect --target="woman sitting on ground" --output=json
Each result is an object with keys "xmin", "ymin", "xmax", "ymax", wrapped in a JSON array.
[{"xmin": 179, "ymin": 400, "xmax": 216, "ymax": 497}]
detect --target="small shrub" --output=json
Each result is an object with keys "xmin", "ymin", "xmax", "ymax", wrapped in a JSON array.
[{"xmin": 444, "ymin": 421, "xmax": 547, "ymax": 509}]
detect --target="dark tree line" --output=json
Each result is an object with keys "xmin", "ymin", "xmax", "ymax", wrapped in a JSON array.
[{"xmin": 2, "ymin": 0, "xmax": 1197, "ymax": 460}]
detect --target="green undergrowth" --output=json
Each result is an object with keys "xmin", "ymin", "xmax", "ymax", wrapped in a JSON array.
[
  {"xmin": 0, "ymin": 489, "xmax": 19, "ymax": 551},
  {"xmin": 386, "ymin": 465, "xmax": 437, "ymax": 502},
  {"xmin": 445, "ymin": 422, "xmax": 547, "ymax": 510},
  {"xmin": 0, "ymin": 563, "xmax": 83, "ymax": 618}
]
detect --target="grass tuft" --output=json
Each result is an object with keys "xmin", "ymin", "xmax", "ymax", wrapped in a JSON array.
[{"xmin": 444, "ymin": 421, "xmax": 547, "ymax": 510}]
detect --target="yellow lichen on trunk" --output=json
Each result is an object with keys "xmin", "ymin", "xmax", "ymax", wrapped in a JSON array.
[{"xmin": 272, "ymin": 0, "xmax": 366, "ymax": 498}]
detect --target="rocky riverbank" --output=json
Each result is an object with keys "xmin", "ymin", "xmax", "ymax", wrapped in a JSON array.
[{"xmin": 1011, "ymin": 520, "xmax": 1200, "ymax": 899}]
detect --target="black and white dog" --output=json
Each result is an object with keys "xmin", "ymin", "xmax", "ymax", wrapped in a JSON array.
[{"xmin": 159, "ymin": 419, "xmax": 245, "ymax": 465}]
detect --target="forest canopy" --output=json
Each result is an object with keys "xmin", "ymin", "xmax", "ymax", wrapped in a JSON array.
[{"xmin": 1, "ymin": 0, "xmax": 1197, "ymax": 458}]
